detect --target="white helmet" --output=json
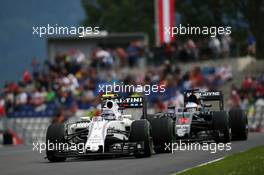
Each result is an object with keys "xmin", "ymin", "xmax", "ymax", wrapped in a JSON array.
[{"xmin": 185, "ymin": 102, "xmax": 198, "ymax": 112}]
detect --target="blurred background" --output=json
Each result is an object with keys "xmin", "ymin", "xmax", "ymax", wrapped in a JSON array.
[{"xmin": 0, "ymin": 0, "xmax": 263, "ymax": 145}]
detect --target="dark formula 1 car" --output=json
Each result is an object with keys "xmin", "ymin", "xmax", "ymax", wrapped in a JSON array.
[
  {"xmin": 45, "ymin": 95, "xmax": 153, "ymax": 162},
  {"xmin": 148, "ymin": 89, "xmax": 248, "ymax": 152}
]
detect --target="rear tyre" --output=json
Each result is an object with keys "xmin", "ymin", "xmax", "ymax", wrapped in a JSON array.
[
  {"xmin": 130, "ymin": 119, "xmax": 152, "ymax": 158},
  {"xmin": 46, "ymin": 124, "xmax": 67, "ymax": 162},
  {"xmin": 149, "ymin": 116, "xmax": 174, "ymax": 153},
  {"xmin": 212, "ymin": 111, "xmax": 231, "ymax": 143},
  {"xmin": 229, "ymin": 108, "xmax": 248, "ymax": 140}
]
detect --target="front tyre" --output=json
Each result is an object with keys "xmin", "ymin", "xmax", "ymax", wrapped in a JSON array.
[
  {"xmin": 229, "ymin": 108, "xmax": 248, "ymax": 140},
  {"xmin": 46, "ymin": 124, "xmax": 66, "ymax": 162},
  {"xmin": 149, "ymin": 116, "xmax": 174, "ymax": 153},
  {"xmin": 130, "ymin": 120, "xmax": 152, "ymax": 158},
  {"xmin": 212, "ymin": 111, "xmax": 231, "ymax": 143}
]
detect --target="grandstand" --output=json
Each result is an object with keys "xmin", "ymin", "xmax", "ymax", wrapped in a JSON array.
[{"xmin": 1, "ymin": 34, "xmax": 263, "ymax": 144}]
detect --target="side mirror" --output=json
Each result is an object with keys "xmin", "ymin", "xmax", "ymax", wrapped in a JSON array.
[{"xmin": 203, "ymin": 104, "xmax": 212, "ymax": 108}]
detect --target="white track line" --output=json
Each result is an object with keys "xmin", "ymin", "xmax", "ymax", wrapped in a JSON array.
[{"xmin": 175, "ymin": 156, "xmax": 226, "ymax": 174}]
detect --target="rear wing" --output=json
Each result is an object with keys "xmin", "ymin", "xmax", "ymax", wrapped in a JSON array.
[
  {"xmin": 184, "ymin": 91, "xmax": 224, "ymax": 110},
  {"xmin": 101, "ymin": 95, "xmax": 147, "ymax": 119}
]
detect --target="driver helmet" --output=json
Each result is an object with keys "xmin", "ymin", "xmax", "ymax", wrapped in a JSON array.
[
  {"xmin": 188, "ymin": 94, "xmax": 198, "ymax": 103},
  {"xmin": 185, "ymin": 102, "xmax": 198, "ymax": 112}
]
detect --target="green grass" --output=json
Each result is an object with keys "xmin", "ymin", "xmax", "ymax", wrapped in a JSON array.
[{"xmin": 175, "ymin": 146, "xmax": 264, "ymax": 175}]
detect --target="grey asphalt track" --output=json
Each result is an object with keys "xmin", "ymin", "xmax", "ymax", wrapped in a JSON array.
[{"xmin": 0, "ymin": 132, "xmax": 263, "ymax": 175}]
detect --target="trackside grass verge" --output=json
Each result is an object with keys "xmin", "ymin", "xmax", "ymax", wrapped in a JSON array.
[{"xmin": 174, "ymin": 146, "xmax": 264, "ymax": 175}]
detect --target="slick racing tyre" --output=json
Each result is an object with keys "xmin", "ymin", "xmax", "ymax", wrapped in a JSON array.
[
  {"xmin": 212, "ymin": 111, "xmax": 231, "ymax": 143},
  {"xmin": 149, "ymin": 116, "xmax": 174, "ymax": 153},
  {"xmin": 46, "ymin": 124, "xmax": 67, "ymax": 162},
  {"xmin": 130, "ymin": 119, "xmax": 152, "ymax": 158},
  {"xmin": 229, "ymin": 108, "xmax": 248, "ymax": 140}
]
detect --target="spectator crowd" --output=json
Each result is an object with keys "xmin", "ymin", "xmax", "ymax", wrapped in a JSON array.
[
  {"xmin": 152, "ymin": 35, "xmax": 233, "ymax": 63},
  {"xmin": 228, "ymin": 73, "xmax": 264, "ymax": 109},
  {"xmin": 228, "ymin": 73, "xmax": 264, "ymax": 131},
  {"xmin": 0, "ymin": 40, "xmax": 235, "ymax": 123}
]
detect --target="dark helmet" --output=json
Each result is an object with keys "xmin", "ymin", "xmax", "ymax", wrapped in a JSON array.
[{"xmin": 188, "ymin": 94, "xmax": 198, "ymax": 103}]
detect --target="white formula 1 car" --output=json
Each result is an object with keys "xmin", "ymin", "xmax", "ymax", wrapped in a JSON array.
[{"xmin": 45, "ymin": 95, "xmax": 153, "ymax": 162}]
